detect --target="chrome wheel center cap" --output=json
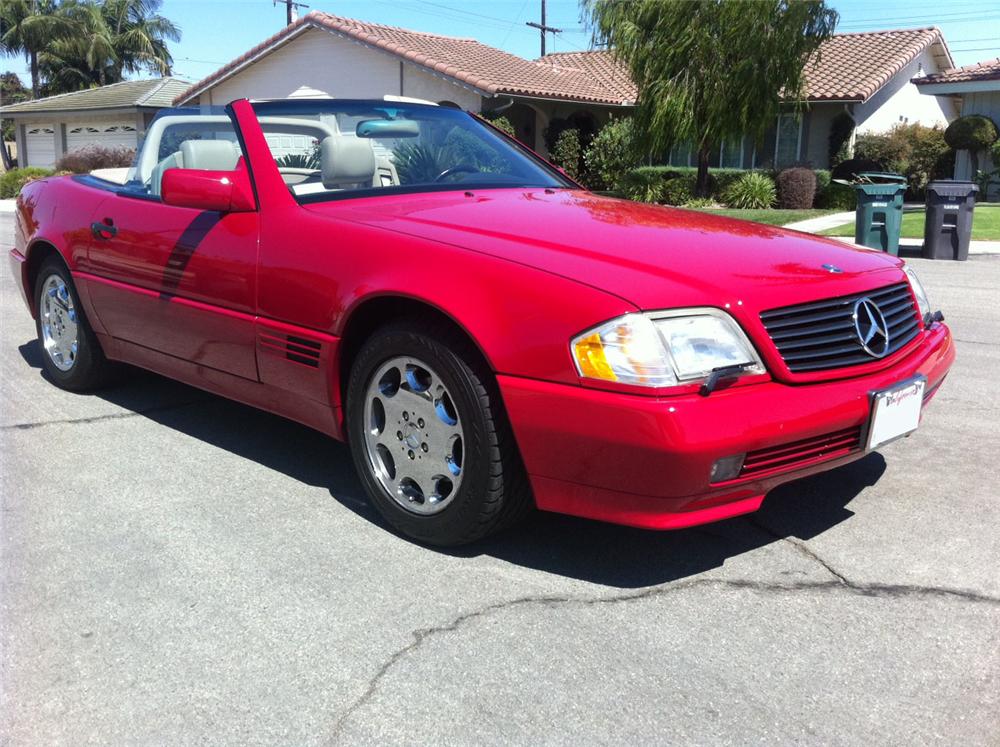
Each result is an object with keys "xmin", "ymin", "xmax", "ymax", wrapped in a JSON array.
[{"xmin": 403, "ymin": 421, "xmax": 422, "ymax": 449}]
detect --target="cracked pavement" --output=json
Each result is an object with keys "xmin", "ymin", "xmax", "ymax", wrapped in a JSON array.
[{"xmin": 2, "ymin": 211, "xmax": 998, "ymax": 744}]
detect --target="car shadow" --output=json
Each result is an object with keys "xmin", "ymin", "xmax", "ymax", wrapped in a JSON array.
[{"xmin": 18, "ymin": 339, "xmax": 886, "ymax": 589}]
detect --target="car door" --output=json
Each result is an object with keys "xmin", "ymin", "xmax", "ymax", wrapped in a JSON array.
[{"xmin": 84, "ymin": 115, "xmax": 260, "ymax": 380}]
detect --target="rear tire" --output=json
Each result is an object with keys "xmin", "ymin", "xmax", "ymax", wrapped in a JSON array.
[
  {"xmin": 346, "ymin": 320, "xmax": 532, "ymax": 546},
  {"xmin": 34, "ymin": 255, "xmax": 115, "ymax": 391}
]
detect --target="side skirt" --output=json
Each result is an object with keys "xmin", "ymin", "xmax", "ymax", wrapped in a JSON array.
[{"xmin": 101, "ymin": 333, "xmax": 344, "ymax": 441}]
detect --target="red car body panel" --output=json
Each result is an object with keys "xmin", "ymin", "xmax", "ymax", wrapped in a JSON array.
[{"xmin": 9, "ymin": 98, "xmax": 956, "ymax": 531}]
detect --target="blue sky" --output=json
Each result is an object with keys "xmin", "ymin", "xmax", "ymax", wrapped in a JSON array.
[{"xmin": 4, "ymin": 0, "xmax": 1000, "ymax": 87}]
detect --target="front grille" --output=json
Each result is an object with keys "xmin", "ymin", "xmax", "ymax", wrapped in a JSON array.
[
  {"xmin": 740, "ymin": 426, "xmax": 862, "ymax": 478},
  {"xmin": 760, "ymin": 282, "xmax": 921, "ymax": 373}
]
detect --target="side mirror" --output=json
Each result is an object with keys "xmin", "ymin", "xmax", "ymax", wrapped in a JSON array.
[{"xmin": 161, "ymin": 165, "xmax": 255, "ymax": 212}]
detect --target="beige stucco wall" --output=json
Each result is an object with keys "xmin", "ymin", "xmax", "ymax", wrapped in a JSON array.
[
  {"xmin": 195, "ymin": 27, "xmax": 482, "ymax": 112},
  {"xmin": 855, "ymin": 48, "xmax": 957, "ymax": 134}
]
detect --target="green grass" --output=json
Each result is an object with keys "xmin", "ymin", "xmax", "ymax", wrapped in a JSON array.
[
  {"xmin": 819, "ymin": 204, "xmax": 1000, "ymax": 241},
  {"xmin": 688, "ymin": 208, "xmax": 839, "ymax": 226}
]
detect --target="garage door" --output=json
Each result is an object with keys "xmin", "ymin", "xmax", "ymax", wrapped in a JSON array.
[
  {"xmin": 25, "ymin": 125, "xmax": 56, "ymax": 168},
  {"xmin": 66, "ymin": 123, "xmax": 138, "ymax": 152}
]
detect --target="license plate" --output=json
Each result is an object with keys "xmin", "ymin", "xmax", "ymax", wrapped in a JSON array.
[{"xmin": 866, "ymin": 376, "xmax": 926, "ymax": 451}]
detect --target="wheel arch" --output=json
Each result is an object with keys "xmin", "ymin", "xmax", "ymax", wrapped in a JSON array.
[
  {"xmin": 336, "ymin": 293, "xmax": 497, "ymax": 407},
  {"xmin": 23, "ymin": 239, "xmax": 63, "ymax": 318}
]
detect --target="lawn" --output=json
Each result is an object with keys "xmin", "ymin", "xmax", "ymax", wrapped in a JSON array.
[
  {"xmin": 690, "ymin": 208, "xmax": 840, "ymax": 226},
  {"xmin": 819, "ymin": 204, "xmax": 1000, "ymax": 241}
]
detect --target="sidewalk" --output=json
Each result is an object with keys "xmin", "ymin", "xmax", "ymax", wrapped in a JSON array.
[
  {"xmin": 0, "ymin": 199, "xmax": 15, "ymax": 213},
  {"xmin": 783, "ymin": 211, "xmax": 855, "ymax": 232},
  {"xmin": 830, "ymin": 236, "xmax": 1000, "ymax": 256}
]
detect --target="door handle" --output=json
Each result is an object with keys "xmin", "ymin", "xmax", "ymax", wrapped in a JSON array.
[{"xmin": 91, "ymin": 219, "xmax": 117, "ymax": 239}]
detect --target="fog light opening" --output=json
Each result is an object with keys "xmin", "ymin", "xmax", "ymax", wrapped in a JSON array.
[{"xmin": 710, "ymin": 454, "xmax": 745, "ymax": 483}]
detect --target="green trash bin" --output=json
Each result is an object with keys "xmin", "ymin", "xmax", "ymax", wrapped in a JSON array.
[{"xmin": 852, "ymin": 173, "xmax": 907, "ymax": 255}]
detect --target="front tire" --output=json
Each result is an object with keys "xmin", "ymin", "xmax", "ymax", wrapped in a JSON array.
[
  {"xmin": 346, "ymin": 321, "xmax": 531, "ymax": 546},
  {"xmin": 34, "ymin": 255, "xmax": 115, "ymax": 391}
]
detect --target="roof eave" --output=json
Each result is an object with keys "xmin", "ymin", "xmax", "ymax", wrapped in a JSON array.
[{"xmin": 914, "ymin": 78, "xmax": 1000, "ymax": 94}]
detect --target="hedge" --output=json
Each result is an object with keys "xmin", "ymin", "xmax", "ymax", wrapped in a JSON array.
[
  {"xmin": 0, "ymin": 167, "xmax": 55, "ymax": 198},
  {"xmin": 621, "ymin": 165, "xmax": 846, "ymax": 209}
]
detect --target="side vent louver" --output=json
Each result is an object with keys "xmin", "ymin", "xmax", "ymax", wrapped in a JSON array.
[{"xmin": 259, "ymin": 332, "xmax": 322, "ymax": 368}]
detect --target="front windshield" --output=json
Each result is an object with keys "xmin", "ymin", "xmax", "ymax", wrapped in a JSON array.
[{"xmin": 249, "ymin": 99, "xmax": 571, "ymax": 202}]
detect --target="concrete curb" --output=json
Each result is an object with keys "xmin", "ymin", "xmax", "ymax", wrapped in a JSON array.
[{"xmin": 0, "ymin": 199, "xmax": 16, "ymax": 214}]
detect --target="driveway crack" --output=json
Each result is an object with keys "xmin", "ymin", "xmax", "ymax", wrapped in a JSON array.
[
  {"xmin": 326, "ymin": 575, "xmax": 999, "ymax": 742},
  {"xmin": 745, "ymin": 516, "xmax": 851, "ymax": 585},
  {"xmin": 1, "ymin": 398, "xmax": 210, "ymax": 431}
]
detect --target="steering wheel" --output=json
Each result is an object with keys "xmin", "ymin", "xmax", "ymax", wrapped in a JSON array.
[{"xmin": 434, "ymin": 164, "xmax": 479, "ymax": 182}]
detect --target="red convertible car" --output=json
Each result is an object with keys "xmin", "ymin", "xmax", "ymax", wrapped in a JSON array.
[{"xmin": 10, "ymin": 98, "xmax": 954, "ymax": 546}]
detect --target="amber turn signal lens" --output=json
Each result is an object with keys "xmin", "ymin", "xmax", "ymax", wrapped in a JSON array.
[{"xmin": 573, "ymin": 332, "xmax": 617, "ymax": 381}]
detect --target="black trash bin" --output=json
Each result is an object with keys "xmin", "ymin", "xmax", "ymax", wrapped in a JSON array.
[{"xmin": 923, "ymin": 181, "xmax": 978, "ymax": 261}]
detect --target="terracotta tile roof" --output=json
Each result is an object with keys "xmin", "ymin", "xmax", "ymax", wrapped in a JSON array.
[
  {"xmin": 173, "ymin": 11, "xmax": 628, "ymax": 106},
  {"xmin": 914, "ymin": 57, "xmax": 1000, "ymax": 85},
  {"xmin": 173, "ymin": 16, "xmax": 951, "ymax": 108},
  {"xmin": 541, "ymin": 28, "xmax": 951, "ymax": 104},
  {"xmin": 1, "ymin": 77, "xmax": 190, "ymax": 115},
  {"xmin": 537, "ymin": 51, "xmax": 637, "ymax": 102},
  {"xmin": 802, "ymin": 27, "xmax": 950, "ymax": 101}
]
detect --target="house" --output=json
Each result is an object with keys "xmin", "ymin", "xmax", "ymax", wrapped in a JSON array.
[
  {"xmin": 914, "ymin": 57, "xmax": 1000, "ymax": 196},
  {"xmin": 0, "ymin": 77, "xmax": 190, "ymax": 168},
  {"xmin": 172, "ymin": 13, "xmax": 957, "ymax": 168},
  {"xmin": 541, "ymin": 28, "xmax": 957, "ymax": 169},
  {"xmin": 171, "ymin": 12, "xmax": 628, "ymax": 155}
]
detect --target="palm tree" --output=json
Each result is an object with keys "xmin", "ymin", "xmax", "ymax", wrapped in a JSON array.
[
  {"xmin": 0, "ymin": 0, "xmax": 77, "ymax": 96},
  {"xmin": 100, "ymin": 0, "xmax": 180, "ymax": 81}
]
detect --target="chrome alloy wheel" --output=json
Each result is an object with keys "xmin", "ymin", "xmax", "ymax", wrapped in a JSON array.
[
  {"xmin": 363, "ymin": 356, "xmax": 465, "ymax": 515},
  {"xmin": 40, "ymin": 274, "xmax": 79, "ymax": 372}
]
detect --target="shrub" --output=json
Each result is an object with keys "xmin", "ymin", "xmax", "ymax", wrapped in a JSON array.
[
  {"xmin": 582, "ymin": 117, "xmax": 637, "ymax": 191},
  {"xmin": 620, "ymin": 169, "xmax": 665, "ymax": 203},
  {"xmin": 828, "ymin": 111, "xmax": 855, "ymax": 168},
  {"xmin": 660, "ymin": 175, "xmax": 695, "ymax": 206},
  {"xmin": 682, "ymin": 197, "xmax": 716, "ymax": 209},
  {"xmin": 944, "ymin": 114, "xmax": 999, "ymax": 152},
  {"xmin": 481, "ymin": 113, "xmax": 515, "ymax": 138},
  {"xmin": 815, "ymin": 181, "xmax": 856, "ymax": 210},
  {"xmin": 55, "ymin": 145, "xmax": 135, "ymax": 173},
  {"xmin": 0, "ymin": 167, "xmax": 54, "ymax": 198},
  {"xmin": 831, "ymin": 157, "xmax": 882, "ymax": 183},
  {"xmin": 776, "ymin": 167, "xmax": 816, "ymax": 209},
  {"xmin": 854, "ymin": 123, "xmax": 953, "ymax": 197},
  {"xmin": 550, "ymin": 128, "xmax": 583, "ymax": 181},
  {"xmin": 945, "ymin": 115, "xmax": 999, "ymax": 175},
  {"xmin": 723, "ymin": 171, "xmax": 776, "ymax": 209}
]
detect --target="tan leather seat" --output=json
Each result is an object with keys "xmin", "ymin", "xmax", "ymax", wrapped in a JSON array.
[
  {"xmin": 150, "ymin": 140, "xmax": 240, "ymax": 196},
  {"xmin": 320, "ymin": 136, "xmax": 377, "ymax": 190}
]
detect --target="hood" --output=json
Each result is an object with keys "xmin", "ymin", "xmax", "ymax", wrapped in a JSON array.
[{"xmin": 306, "ymin": 189, "xmax": 903, "ymax": 312}]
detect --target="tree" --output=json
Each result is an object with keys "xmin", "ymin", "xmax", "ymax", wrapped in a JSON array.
[
  {"xmin": 41, "ymin": 0, "xmax": 180, "ymax": 92},
  {"xmin": 1, "ymin": 71, "xmax": 30, "ymax": 169},
  {"xmin": 945, "ymin": 114, "xmax": 999, "ymax": 176},
  {"xmin": 0, "ymin": 0, "xmax": 76, "ymax": 97},
  {"xmin": 584, "ymin": 0, "xmax": 838, "ymax": 196}
]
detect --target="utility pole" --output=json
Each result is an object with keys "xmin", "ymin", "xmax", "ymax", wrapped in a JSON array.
[
  {"xmin": 274, "ymin": 0, "xmax": 309, "ymax": 26},
  {"xmin": 526, "ymin": 0, "xmax": 562, "ymax": 57}
]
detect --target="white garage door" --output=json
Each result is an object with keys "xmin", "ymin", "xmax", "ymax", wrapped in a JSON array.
[
  {"xmin": 25, "ymin": 125, "xmax": 56, "ymax": 168},
  {"xmin": 66, "ymin": 123, "xmax": 138, "ymax": 152}
]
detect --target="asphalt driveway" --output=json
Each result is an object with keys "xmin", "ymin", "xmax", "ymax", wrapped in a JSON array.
[{"xmin": 2, "ymin": 210, "xmax": 998, "ymax": 745}]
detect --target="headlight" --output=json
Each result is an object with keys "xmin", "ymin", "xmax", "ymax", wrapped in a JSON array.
[
  {"xmin": 903, "ymin": 265, "xmax": 930, "ymax": 321},
  {"xmin": 571, "ymin": 308, "xmax": 764, "ymax": 388}
]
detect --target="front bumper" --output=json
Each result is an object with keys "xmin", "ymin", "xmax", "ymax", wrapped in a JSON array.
[{"xmin": 499, "ymin": 322, "xmax": 955, "ymax": 530}]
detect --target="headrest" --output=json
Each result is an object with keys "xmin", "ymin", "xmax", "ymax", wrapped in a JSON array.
[
  {"xmin": 321, "ymin": 136, "xmax": 376, "ymax": 188},
  {"xmin": 180, "ymin": 139, "xmax": 239, "ymax": 171}
]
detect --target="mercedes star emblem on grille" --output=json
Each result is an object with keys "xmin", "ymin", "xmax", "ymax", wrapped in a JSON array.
[{"xmin": 853, "ymin": 297, "xmax": 890, "ymax": 358}]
